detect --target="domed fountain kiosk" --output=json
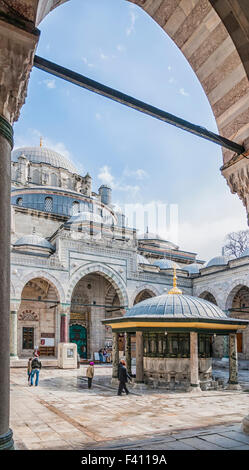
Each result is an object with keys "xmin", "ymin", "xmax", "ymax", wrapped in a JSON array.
[{"xmin": 103, "ymin": 268, "xmax": 249, "ymax": 391}]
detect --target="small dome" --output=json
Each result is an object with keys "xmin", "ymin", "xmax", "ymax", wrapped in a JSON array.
[
  {"xmin": 205, "ymin": 256, "xmax": 228, "ymax": 268},
  {"xmin": 153, "ymin": 259, "xmax": 179, "ymax": 269},
  {"xmin": 183, "ymin": 263, "xmax": 200, "ymax": 274},
  {"xmin": 14, "ymin": 234, "xmax": 55, "ymax": 252},
  {"xmin": 137, "ymin": 254, "xmax": 150, "ymax": 265},
  {"xmin": 124, "ymin": 293, "xmax": 228, "ymax": 320},
  {"xmin": 240, "ymin": 247, "xmax": 249, "ymax": 258},
  {"xmin": 12, "ymin": 146, "xmax": 78, "ymax": 174},
  {"xmin": 68, "ymin": 211, "xmax": 103, "ymax": 224}
]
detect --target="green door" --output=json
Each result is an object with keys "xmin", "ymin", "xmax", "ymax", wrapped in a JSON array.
[{"xmin": 69, "ymin": 324, "xmax": 87, "ymax": 359}]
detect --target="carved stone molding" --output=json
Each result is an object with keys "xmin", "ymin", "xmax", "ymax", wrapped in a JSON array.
[
  {"xmin": 221, "ymin": 157, "xmax": 249, "ymax": 222},
  {"xmin": 0, "ymin": 17, "xmax": 39, "ymax": 124}
]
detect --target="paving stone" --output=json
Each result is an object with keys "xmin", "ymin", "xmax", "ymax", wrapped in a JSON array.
[
  {"xmin": 217, "ymin": 431, "xmax": 249, "ymax": 444},
  {"xmin": 198, "ymin": 434, "xmax": 245, "ymax": 448},
  {"xmin": 179, "ymin": 437, "xmax": 223, "ymax": 450}
]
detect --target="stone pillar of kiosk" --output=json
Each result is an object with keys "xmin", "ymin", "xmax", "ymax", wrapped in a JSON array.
[
  {"xmin": 227, "ymin": 333, "xmax": 241, "ymax": 390},
  {"xmin": 0, "ymin": 14, "xmax": 39, "ymax": 450},
  {"xmin": 125, "ymin": 332, "xmax": 132, "ymax": 376},
  {"xmin": 189, "ymin": 332, "xmax": 201, "ymax": 393}
]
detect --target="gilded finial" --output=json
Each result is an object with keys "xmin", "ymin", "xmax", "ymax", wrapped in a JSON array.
[
  {"xmin": 168, "ymin": 264, "xmax": 182, "ymax": 295},
  {"xmin": 40, "ymin": 136, "xmax": 43, "ymax": 148}
]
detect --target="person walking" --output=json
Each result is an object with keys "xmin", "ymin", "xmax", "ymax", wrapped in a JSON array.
[
  {"xmin": 27, "ymin": 357, "xmax": 32, "ymax": 384},
  {"xmin": 118, "ymin": 359, "xmax": 131, "ymax": 396},
  {"xmin": 86, "ymin": 361, "xmax": 94, "ymax": 389},
  {"xmin": 30, "ymin": 355, "xmax": 42, "ymax": 387}
]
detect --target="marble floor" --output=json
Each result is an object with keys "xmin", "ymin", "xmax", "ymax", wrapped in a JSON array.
[{"xmin": 10, "ymin": 365, "xmax": 249, "ymax": 450}]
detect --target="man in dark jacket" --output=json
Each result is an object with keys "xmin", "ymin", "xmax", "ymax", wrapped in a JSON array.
[
  {"xmin": 117, "ymin": 359, "xmax": 131, "ymax": 396},
  {"xmin": 30, "ymin": 356, "xmax": 42, "ymax": 386}
]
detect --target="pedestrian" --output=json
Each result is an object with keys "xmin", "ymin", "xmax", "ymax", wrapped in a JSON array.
[
  {"xmin": 30, "ymin": 355, "xmax": 42, "ymax": 387},
  {"xmin": 103, "ymin": 348, "xmax": 107, "ymax": 363},
  {"xmin": 86, "ymin": 361, "xmax": 94, "ymax": 389},
  {"xmin": 117, "ymin": 359, "xmax": 131, "ymax": 396},
  {"xmin": 98, "ymin": 348, "xmax": 103, "ymax": 363},
  {"xmin": 77, "ymin": 353, "xmax": 81, "ymax": 369},
  {"xmin": 27, "ymin": 357, "xmax": 32, "ymax": 384}
]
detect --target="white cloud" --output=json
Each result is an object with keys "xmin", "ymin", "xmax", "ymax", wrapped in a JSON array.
[
  {"xmin": 82, "ymin": 57, "xmax": 95, "ymax": 68},
  {"xmin": 44, "ymin": 79, "xmax": 56, "ymax": 89},
  {"xmin": 123, "ymin": 168, "xmax": 148, "ymax": 180},
  {"xmin": 98, "ymin": 165, "xmax": 115, "ymax": 187},
  {"xmin": 126, "ymin": 11, "xmax": 136, "ymax": 36},
  {"xmin": 168, "ymin": 65, "xmax": 172, "ymax": 71},
  {"xmin": 116, "ymin": 44, "xmax": 126, "ymax": 52},
  {"xmin": 179, "ymin": 87, "xmax": 189, "ymax": 97},
  {"xmin": 97, "ymin": 165, "xmax": 141, "ymax": 196},
  {"xmin": 95, "ymin": 113, "xmax": 102, "ymax": 121},
  {"xmin": 168, "ymin": 77, "xmax": 176, "ymax": 84}
]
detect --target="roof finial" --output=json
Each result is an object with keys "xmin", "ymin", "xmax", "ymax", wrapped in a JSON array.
[
  {"xmin": 40, "ymin": 136, "xmax": 43, "ymax": 148},
  {"xmin": 168, "ymin": 264, "xmax": 182, "ymax": 295}
]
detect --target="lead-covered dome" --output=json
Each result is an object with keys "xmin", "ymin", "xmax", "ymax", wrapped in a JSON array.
[
  {"xmin": 153, "ymin": 259, "xmax": 179, "ymax": 269},
  {"xmin": 13, "ymin": 234, "xmax": 55, "ymax": 252},
  {"xmin": 183, "ymin": 263, "xmax": 201, "ymax": 274},
  {"xmin": 125, "ymin": 293, "xmax": 228, "ymax": 320},
  {"xmin": 12, "ymin": 146, "xmax": 78, "ymax": 174},
  {"xmin": 205, "ymin": 256, "xmax": 228, "ymax": 268},
  {"xmin": 240, "ymin": 247, "xmax": 249, "ymax": 257}
]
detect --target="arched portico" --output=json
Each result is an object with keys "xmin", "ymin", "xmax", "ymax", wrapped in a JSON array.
[
  {"xmin": 16, "ymin": 276, "xmax": 61, "ymax": 358},
  {"xmin": 68, "ymin": 265, "xmax": 128, "ymax": 358}
]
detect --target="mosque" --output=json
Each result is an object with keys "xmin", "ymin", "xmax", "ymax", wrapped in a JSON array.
[{"xmin": 10, "ymin": 143, "xmax": 249, "ymax": 370}]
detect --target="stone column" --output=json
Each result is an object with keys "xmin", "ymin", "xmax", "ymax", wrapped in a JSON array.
[
  {"xmin": 125, "ymin": 332, "xmax": 132, "ymax": 375},
  {"xmin": 227, "ymin": 333, "xmax": 240, "ymax": 390},
  {"xmin": 60, "ymin": 310, "xmax": 69, "ymax": 343},
  {"xmin": 112, "ymin": 331, "xmax": 119, "ymax": 379},
  {"xmin": 10, "ymin": 310, "xmax": 18, "ymax": 360},
  {"xmin": 189, "ymin": 332, "xmax": 201, "ymax": 392},
  {"xmin": 0, "ymin": 16, "xmax": 39, "ymax": 450},
  {"xmin": 135, "ymin": 331, "xmax": 144, "ymax": 383}
]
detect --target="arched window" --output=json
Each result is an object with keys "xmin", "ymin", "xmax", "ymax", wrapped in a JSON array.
[
  {"xmin": 72, "ymin": 201, "xmax": 80, "ymax": 215},
  {"xmin": 16, "ymin": 197, "xmax": 23, "ymax": 207},
  {"xmin": 51, "ymin": 173, "xmax": 58, "ymax": 186},
  {"xmin": 44, "ymin": 197, "xmax": 53, "ymax": 212},
  {"xmin": 32, "ymin": 169, "xmax": 40, "ymax": 184}
]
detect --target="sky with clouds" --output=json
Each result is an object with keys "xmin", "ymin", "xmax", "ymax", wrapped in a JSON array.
[{"xmin": 13, "ymin": 0, "xmax": 248, "ymax": 261}]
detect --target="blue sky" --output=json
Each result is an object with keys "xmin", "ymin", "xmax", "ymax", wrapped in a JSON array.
[{"xmin": 13, "ymin": 0, "xmax": 248, "ymax": 261}]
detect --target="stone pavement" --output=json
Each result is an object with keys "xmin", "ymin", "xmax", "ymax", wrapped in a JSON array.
[{"xmin": 10, "ymin": 365, "xmax": 249, "ymax": 450}]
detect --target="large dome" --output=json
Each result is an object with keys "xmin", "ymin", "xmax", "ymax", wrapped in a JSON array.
[
  {"xmin": 12, "ymin": 146, "xmax": 78, "ymax": 174},
  {"xmin": 183, "ymin": 263, "xmax": 201, "ymax": 274},
  {"xmin": 124, "ymin": 293, "xmax": 227, "ymax": 320}
]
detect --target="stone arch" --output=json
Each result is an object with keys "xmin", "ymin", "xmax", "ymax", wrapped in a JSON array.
[
  {"xmin": 16, "ymin": 270, "xmax": 65, "ymax": 304},
  {"xmin": 199, "ymin": 290, "xmax": 218, "ymax": 305},
  {"xmin": 66, "ymin": 263, "xmax": 129, "ymax": 308},
  {"xmin": 131, "ymin": 284, "xmax": 160, "ymax": 306},
  {"xmin": 225, "ymin": 279, "xmax": 249, "ymax": 311}
]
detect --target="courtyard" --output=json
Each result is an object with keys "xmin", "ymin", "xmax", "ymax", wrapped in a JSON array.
[{"xmin": 10, "ymin": 364, "xmax": 249, "ymax": 451}]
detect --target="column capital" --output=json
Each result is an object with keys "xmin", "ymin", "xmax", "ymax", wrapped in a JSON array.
[
  {"xmin": 0, "ymin": 17, "xmax": 39, "ymax": 124},
  {"xmin": 221, "ymin": 157, "xmax": 249, "ymax": 221}
]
